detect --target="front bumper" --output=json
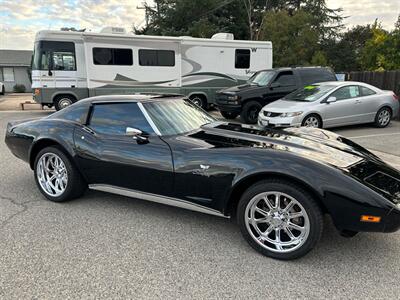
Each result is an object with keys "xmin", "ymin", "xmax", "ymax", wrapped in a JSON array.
[
  {"xmin": 258, "ymin": 114, "xmax": 303, "ymax": 128},
  {"xmin": 215, "ymin": 95, "xmax": 242, "ymax": 113}
]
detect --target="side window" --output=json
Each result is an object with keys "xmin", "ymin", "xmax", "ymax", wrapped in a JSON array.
[
  {"xmin": 273, "ymin": 71, "xmax": 296, "ymax": 86},
  {"xmin": 235, "ymin": 49, "xmax": 250, "ymax": 69},
  {"xmin": 89, "ymin": 103, "xmax": 154, "ymax": 135},
  {"xmin": 360, "ymin": 86, "xmax": 376, "ymax": 96},
  {"xmin": 139, "ymin": 50, "xmax": 175, "ymax": 66},
  {"xmin": 298, "ymin": 68, "xmax": 336, "ymax": 85},
  {"xmin": 52, "ymin": 103, "xmax": 89, "ymax": 124},
  {"xmin": 93, "ymin": 48, "xmax": 133, "ymax": 65},
  {"xmin": 330, "ymin": 86, "xmax": 360, "ymax": 101},
  {"xmin": 53, "ymin": 52, "xmax": 76, "ymax": 71}
]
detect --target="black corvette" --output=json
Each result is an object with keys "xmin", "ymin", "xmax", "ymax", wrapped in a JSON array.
[{"xmin": 5, "ymin": 94, "xmax": 400, "ymax": 260}]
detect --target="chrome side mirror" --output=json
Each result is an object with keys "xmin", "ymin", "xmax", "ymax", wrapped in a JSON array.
[
  {"xmin": 126, "ymin": 127, "xmax": 142, "ymax": 136},
  {"xmin": 126, "ymin": 127, "xmax": 148, "ymax": 142},
  {"xmin": 326, "ymin": 96, "xmax": 337, "ymax": 103}
]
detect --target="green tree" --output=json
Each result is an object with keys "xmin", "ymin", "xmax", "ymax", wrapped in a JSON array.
[
  {"xmin": 258, "ymin": 9, "xmax": 320, "ymax": 66},
  {"xmin": 359, "ymin": 18, "xmax": 400, "ymax": 70}
]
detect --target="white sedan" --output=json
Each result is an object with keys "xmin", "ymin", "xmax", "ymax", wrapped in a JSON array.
[
  {"xmin": 0, "ymin": 81, "xmax": 4, "ymax": 95},
  {"xmin": 258, "ymin": 81, "xmax": 399, "ymax": 129}
]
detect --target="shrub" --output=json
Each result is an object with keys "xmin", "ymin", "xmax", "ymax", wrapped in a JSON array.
[{"xmin": 13, "ymin": 84, "xmax": 26, "ymax": 93}]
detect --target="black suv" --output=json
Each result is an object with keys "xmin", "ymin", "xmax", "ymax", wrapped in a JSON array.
[{"xmin": 216, "ymin": 67, "xmax": 337, "ymax": 123}]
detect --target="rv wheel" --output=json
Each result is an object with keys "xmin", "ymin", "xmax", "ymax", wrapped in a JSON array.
[
  {"xmin": 190, "ymin": 95, "xmax": 207, "ymax": 110},
  {"xmin": 54, "ymin": 95, "xmax": 76, "ymax": 111}
]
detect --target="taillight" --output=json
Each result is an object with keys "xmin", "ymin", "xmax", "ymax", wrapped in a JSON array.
[{"xmin": 393, "ymin": 93, "xmax": 399, "ymax": 101}]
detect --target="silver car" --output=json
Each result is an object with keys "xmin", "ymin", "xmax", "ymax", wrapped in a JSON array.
[{"xmin": 258, "ymin": 81, "xmax": 399, "ymax": 129}]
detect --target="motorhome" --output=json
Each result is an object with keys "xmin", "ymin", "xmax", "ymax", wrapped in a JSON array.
[{"xmin": 31, "ymin": 27, "xmax": 272, "ymax": 110}]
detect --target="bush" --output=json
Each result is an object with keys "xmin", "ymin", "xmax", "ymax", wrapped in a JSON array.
[{"xmin": 13, "ymin": 84, "xmax": 26, "ymax": 93}]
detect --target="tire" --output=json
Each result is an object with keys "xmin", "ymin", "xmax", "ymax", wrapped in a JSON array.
[
  {"xmin": 237, "ymin": 179, "xmax": 323, "ymax": 260},
  {"xmin": 34, "ymin": 146, "xmax": 86, "ymax": 202},
  {"xmin": 189, "ymin": 95, "xmax": 208, "ymax": 110},
  {"xmin": 240, "ymin": 101, "xmax": 262, "ymax": 124},
  {"xmin": 220, "ymin": 111, "xmax": 239, "ymax": 119},
  {"xmin": 54, "ymin": 95, "xmax": 76, "ymax": 111},
  {"xmin": 374, "ymin": 107, "xmax": 392, "ymax": 128},
  {"xmin": 301, "ymin": 114, "xmax": 322, "ymax": 128}
]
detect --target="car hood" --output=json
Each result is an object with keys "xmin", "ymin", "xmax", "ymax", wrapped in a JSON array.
[
  {"xmin": 261, "ymin": 99, "xmax": 315, "ymax": 112},
  {"xmin": 219, "ymin": 83, "xmax": 265, "ymax": 95},
  {"xmin": 199, "ymin": 122, "xmax": 381, "ymax": 169}
]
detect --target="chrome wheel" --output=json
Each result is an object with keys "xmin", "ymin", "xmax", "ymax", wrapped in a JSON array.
[
  {"xmin": 303, "ymin": 116, "xmax": 320, "ymax": 128},
  {"xmin": 378, "ymin": 109, "xmax": 390, "ymax": 126},
  {"xmin": 37, "ymin": 153, "xmax": 68, "ymax": 197},
  {"xmin": 245, "ymin": 192, "xmax": 310, "ymax": 253},
  {"xmin": 190, "ymin": 96, "xmax": 203, "ymax": 108},
  {"xmin": 59, "ymin": 98, "xmax": 73, "ymax": 109}
]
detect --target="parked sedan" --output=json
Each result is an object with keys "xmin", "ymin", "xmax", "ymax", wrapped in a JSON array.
[
  {"xmin": 0, "ymin": 81, "xmax": 4, "ymax": 95},
  {"xmin": 5, "ymin": 94, "xmax": 400, "ymax": 260},
  {"xmin": 258, "ymin": 81, "xmax": 399, "ymax": 129}
]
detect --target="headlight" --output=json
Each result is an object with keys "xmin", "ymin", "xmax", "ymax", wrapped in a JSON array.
[
  {"xmin": 280, "ymin": 111, "xmax": 303, "ymax": 117},
  {"xmin": 227, "ymin": 95, "xmax": 239, "ymax": 101}
]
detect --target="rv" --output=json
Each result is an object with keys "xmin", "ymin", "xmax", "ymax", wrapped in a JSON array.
[{"xmin": 31, "ymin": 27, "xmax": 272, "ymax": 110}]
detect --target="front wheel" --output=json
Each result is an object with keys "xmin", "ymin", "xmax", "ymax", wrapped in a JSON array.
[
  {"xmin": 220, "ymin": 111, "xmax": 239, "ymax": 119},
  {"xmin": 237, "ymin": 179, "xmax": 323, "ymax": 260},
  {"xmin": 34, "ymin": 146, "xmax": 86, "ymax": 202},
  {"xmin": 302, "ymin": 114, "xmax": 322, "ymax": 128},
  {"xmin": 54, "ymin": 95, "xmax": 76, "ymax": 111},
  {"xmin": 240, "ymin": 101, "xmax": 262, "ymax": 124},
  {"xmin": 374, "ymin": 107, "xmax": 392, "ymax": 128}
]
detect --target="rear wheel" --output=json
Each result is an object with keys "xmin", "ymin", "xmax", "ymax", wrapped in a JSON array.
[
  {"xmin": 302, "ymin": 114, "xmax": 322, "ymax": 128},
  {"xmin": 54, "ymin": 95, "xmax": 76, "ymax": 111},
  {"xmin": 374, "ymin": 107, "xmax": 392, "ymax": 128},
  {"xmin": 34, "ymin": 146, "xmax": 86, "ymax": 202},
  {"xmin": 189, "ymin": 95, "xmax": 208, "ymax": 110},
  {"xmin": 240, "ymin": 101, "xmax": 262, "ymax": 124},
  {"xmin": 237, "ymin": 179, "xmax": 323, "ymax": 260},
  {"xmin": 220, "ymin": 111, "xmax": 239, "ymax": 119}
]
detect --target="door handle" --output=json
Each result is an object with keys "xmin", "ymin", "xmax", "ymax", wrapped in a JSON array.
[
  {"xmin": 82, "ymin": 126, "xmax": 95, "ymax": 135},
  {"xmin": 355, "ymin": 100, "xmax": 361, "ymax": 104}
]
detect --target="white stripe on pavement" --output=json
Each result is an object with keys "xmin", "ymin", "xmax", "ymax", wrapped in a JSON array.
[{"xmin": 347, "ymin": 132, "xmax": 400, "ymax": 139}]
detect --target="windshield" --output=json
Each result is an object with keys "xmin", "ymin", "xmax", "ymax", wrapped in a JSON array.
[
  {"xmin": 285, "ymin": 84, "xmax": 336, "ymax": 102},
  {"xmin": 143, "ymin": 99, "xmax": 216, "ymax": 136},
  {"xmin": 248, "ymin": 70, "xmax": 276, "ymax": 86}
]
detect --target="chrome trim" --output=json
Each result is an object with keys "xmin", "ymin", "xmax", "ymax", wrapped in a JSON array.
[
  {"xmin": 137, "ymin": 102, "xmax": 162, "ymax": 136},
  {"xmin": 89, "ymin": 184, "xmax": 229, "ymax": 218}
]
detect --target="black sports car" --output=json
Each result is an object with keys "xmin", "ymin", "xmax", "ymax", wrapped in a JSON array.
[{"xmin": 5, "ymin": 94, "xmax": 400, "ymax": 260}]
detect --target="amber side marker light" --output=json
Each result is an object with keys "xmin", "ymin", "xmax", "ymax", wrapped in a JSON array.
[{"xmin": 360, "ymin": 215, "xmax": 381, "ymax": 223}]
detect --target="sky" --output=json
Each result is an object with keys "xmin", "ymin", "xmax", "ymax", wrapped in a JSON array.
[{"xmin": 0, "ymin": 0, "xmax": 399, "ymax": 50}]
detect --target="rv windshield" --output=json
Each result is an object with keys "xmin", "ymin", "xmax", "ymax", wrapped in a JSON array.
[
  {"xmin": 248, "ymin": 70, "xmax": 276, "ymax": 86},
  {"xmin": 143, "ymin": 99, "xmax": 216, "ymax": 136}
]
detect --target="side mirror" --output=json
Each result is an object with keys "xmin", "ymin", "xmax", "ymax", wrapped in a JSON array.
[
  {"xmin": 270, "ymin": 82, "xmax": 280, "ymax": 89},
  {"xmin": 326, "ymin": 96, "xmax": 337, "ymax": 103},
  {"xmin": 126, "ymin": 127, "xmax": 148, "ymax": 142}
]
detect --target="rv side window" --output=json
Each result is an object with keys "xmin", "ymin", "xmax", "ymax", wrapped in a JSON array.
[
  {"xmin": 139, "ymin": 50, "xmax": 175, "ymax": 67},
  {"xmin": 235, "ymin": 49, "xmax": 250, "ymax": 69},
  {"xmin": 93, "ymin": 48, "xmax": 133, "ymax": 65}
]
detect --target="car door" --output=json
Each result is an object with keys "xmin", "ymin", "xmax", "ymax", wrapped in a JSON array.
[
  {"xmin": 322, "ymin": 85, "xmax": 361, "ymax": 127},
  {"xmin": 357, "ymin": 85, "xmax": 381, "ymax": 122},
  {"xmin": 265, "ymin": 71, "xmax": 298, "ymax": 103},
  {"xmin": 73, "ymin": 102, "xmax": 174, "ymax": 196}
]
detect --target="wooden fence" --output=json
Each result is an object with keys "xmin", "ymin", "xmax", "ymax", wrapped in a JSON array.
[{"xmin": 349, "ymin": 70, "xmax": 400, "ymax": 96}]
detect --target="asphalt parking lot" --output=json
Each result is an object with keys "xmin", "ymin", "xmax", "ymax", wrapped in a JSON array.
[{"xmin": 1, "ymin": 110, "xmax": 400, "ymax": 299}]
